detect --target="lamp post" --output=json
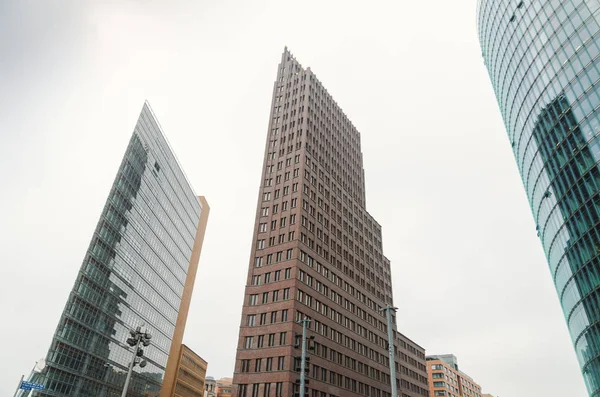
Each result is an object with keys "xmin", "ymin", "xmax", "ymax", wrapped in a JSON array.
[
  {"xmin": 297, "ymin": 318, "xmax": 311, "ymax": 397},
  {"xmin": 381, "ymin": 306, "xmax": 398, "ymax": 397},
  {"xmin": 121, "ymin": 326, "xmax": 151, "ymax": 397}
]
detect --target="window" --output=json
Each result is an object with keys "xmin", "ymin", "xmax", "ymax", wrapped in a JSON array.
[
  {"xmin": 244, "ymin": 336, "xmax": 254, "ymax": 349},
  {"xmin": 282, "ymin": 309, "xmax": 289, "ymax": 321},
  {"xmin": 259, "ymin": 223, "xmax": 267, "ymax": 232},
  {"xmin": 249, "ymin": 294, "xmax": 258, "ymax": 305},
  {"xmin": 263, "ymin": 192, "xmax": 271, "ymax": 201},
  {"xmin": 433, "ymin": 382, "xmax": 445, "ymax": 388},
  {"xmin": 266, "ymin": 357, "xmax": 273, "ymax": 371},
  {"xmin": 268, "ymin": 333, "xmax": 276, "ymax": 346},
  {"xmin": 252, "ymin": 384, "xmax": 259, "ymax": 397},
  {"xmin": 285, "ymin": 268, "xmax": 291, "ymax": 279},
  {"xmin": 283, "ymin": 288, "xmax": 290, "ymax": 300},
  {"xmin": 276, "ymin": 382, "xmax": 283, "ymax": 397},
  {"xmin": 271, "ymin": 311, "xmax": 277, "ymax": 323},
  {"xmin": 257, "ymin": 335, "xmax": 264, "ymax": 348},
  {"xmin": 290, "ymin": 214, "xmax": 296, "ymax": 224},
  {"xmin": 262, "ymin": 292, "xmax": 269, "ymax": 304},
  {"xmin": 263, "ymin": 384, "xmax": 271, "ymax": 397},
  {"xmin": 274, "ymin": 270, "xmax": 281, "ymax": 281},
  {"xmin": 241, "ymin": 359, "xmax": 251, "ymax": 373},
  {"xmin": 261, "ymin": 207, "xmax": 269, "ymax": 216},
  {"xmin": 286, "ymin": 249, "xmax": 293, "ymax": 259},
  {"xmin": 280, "ymin": 332, "xmax": 287, "ymax": 345},
  {"xmin": 252, "ymin": 275, "xmax": 261, "ymax": 285},
  {"xmin": 238, "ymin": 384, "xmax": 248, "ymax": 397},
  {"xmin": 255, "ymin": 257, "xmax": 263, "ymax": 267},
  {"xmin": 273, "ymin": 290, "xmax": 280, "ymax": 302},
  {"xmin": 260, "ymin": 313, "xmax": 267, "ymax": 325},
  {"xmin": 277, "ymin": 356, "xmax": 285, "ymax": 370},
  {"xmin": 247, "ymin": 315, "xmax": 256, "ymax": 326},
  {"xmin": 257, "ymin": 239, "xmax": 265, "ymax": 249}
]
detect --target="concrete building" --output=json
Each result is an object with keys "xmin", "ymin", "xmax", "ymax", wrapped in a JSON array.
[
  {"xmin": 29, "ymin": 102, "xmax": 210, "ymax": 396},
  {"xmin": 477, "ymin": 1, "xmax": 600, "ymax": 394},
  {"xmin": 162, "ymin": 344, "xmax": 207, "ymax": 397},
  {"xmin": 231, "ymin": 47, "xmax": 428, "ymax": 397},
  {"xmin": 426, "ymin": 355, "xmax": 482, "ymax": 397}
]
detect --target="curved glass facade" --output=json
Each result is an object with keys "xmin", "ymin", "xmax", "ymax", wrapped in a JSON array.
[{"xmin": 477, "ymin": 0, "xmax": 600, "ymax": 394}]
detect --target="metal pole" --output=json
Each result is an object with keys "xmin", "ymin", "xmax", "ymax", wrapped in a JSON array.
[
  {"xmin": 13, "ymin": 375, "xmax": 24, "ymax": 397},
  {"xmin": 383, "ymin": 305, "xmax": 398, "ymax": 397},
  {"xmin": 121, "ymin": 337, "xmax": 140, "ymax": 397},
  {"xmin": 298, "ymin": 318, "xmax": 310, "ymax": 397}
]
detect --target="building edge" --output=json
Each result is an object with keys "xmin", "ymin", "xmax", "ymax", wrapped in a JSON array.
[{"xmin": 160, "ymin": 196, "xmax": 211, "ymax": 397}]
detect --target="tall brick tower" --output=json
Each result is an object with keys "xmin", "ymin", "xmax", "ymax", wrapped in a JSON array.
[{"xmin": 232, "ymin": 48, "xmax": 428, "ymax": 397}]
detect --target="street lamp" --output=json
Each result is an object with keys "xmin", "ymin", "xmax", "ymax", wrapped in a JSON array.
[
  {"xmin": 121, "ymin": 326, "xmax": 152, "ymax": 397},
  {"xmin": 381, "ymin": 306, "xmax": 398, "ymax": 397}
]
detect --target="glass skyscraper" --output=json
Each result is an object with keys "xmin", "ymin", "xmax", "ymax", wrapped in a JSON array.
[
  {"xmin": 478, "ymin": 0, "xmax": 600, "ymax": 394},
  {"xmin": 32, "ymin": 103, "xmax": 209, "ymax": 396}
]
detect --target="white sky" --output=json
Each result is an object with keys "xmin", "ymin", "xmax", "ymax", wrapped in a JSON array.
[{"xmin": 0, "ymin": 0, "xmax": 588, "ymax": 396}]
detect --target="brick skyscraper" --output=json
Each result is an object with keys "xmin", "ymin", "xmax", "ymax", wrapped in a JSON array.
[{"xmin": 232, "ymin": 49, "xmax": 428, "ymax": 397}]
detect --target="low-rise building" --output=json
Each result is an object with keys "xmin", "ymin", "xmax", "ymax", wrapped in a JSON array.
[
  {"xmin": 426, "ymin": 355, "xmax": 482, "ymax": 397},
  {"xmin": 163, "ymin": 344, "xmax": 208, "ymax": 397}
]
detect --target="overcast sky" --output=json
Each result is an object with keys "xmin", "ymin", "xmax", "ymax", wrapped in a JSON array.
[{"xmin": 0, "ymin": 1, "xmax": 589, "ymax": 396}]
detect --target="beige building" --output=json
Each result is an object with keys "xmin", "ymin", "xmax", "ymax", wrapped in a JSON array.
[
  {"xmin": 162, "ymin": 344, "xmax": 208, "ymax": 397},
  {"xmin": 426, "ymin": 355, "xmax": 484, "ymax": 397}
]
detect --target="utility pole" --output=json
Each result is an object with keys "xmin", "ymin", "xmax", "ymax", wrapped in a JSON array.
[
  {"xmin": 382, "ymin": 305, "xmax": 398, "ymax": 397},
  {"xmin": 121, "ymin": 326, "xmax": 152, "ymax": 397},
  {"xmin": 298, "ymin": 318, "xmax": 311, "ymax": 397}
]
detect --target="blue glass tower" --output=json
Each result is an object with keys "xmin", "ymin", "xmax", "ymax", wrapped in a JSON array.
[
  {"xmin": 32, "ymin": 103, "xmax": 206, "ymax": 396},
  {"xmin": 478, "ymin": 1, "xmax": 600, "ymax": 394}
]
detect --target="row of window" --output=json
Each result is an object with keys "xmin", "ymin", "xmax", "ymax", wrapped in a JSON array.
[
  {"xmin": 246, "ymin": 309, "xmax": 289, "ymax": 327},
  {"xmin": 250, "ymin": 268, "xmax": 291, "ymax": 286},
  {"xmin": 243, "ymin": 331, "xmax": 288, "ymax": 349},
  {"xmin": 248, "ymin": 288, "xmax": 291, "ymax": 306}
]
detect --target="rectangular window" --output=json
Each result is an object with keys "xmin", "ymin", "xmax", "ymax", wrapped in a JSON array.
[
  {"xmin": 257, "ymin": 335, "xmax": 264, "ymax": 348},
  {"xmin": 277, "ymin": 356, "xmax": 285, "ymax": 370},
  {"xmin": 238, "ymin": 384, "xmax": 247, "ymax": 397},
  {"xmin": 285, "ymin": 267, "xmax": 291, "ymax": 279},
  {"xmin": 282, "ymin": 309, "xmax": 289, "ymax": 321},
  {"xmin": 263, "ymin": 384, "xmax": 271, "ymax": 397},
  {"xmin": 244, "ymin": 337, "xmax": 254, "ymax": 349},
  {"xmin": 268, "ymin": 333, "xmax": 276, "ymax": 346},
  {"xmin": 271, "ymin": 311, "xmax": 277, "ymax": 323},
  {"xmin": 241, "ymin": 359, "xmax": 251, "ymax": 373},
  {"xmin": 279, "ymin": 332, "xmax": 287, "ymax": 345},
  {"xmin": 247, "ymin": 315, "xmax": 256, "ymax": 326},
  {"xmin": 255, "ymin": 358, "xmax": 262, "ymax": 372},
  {"xmin": 266, "ymin": 357, "xmax": 273, "ymax": 371},
  {"xmin": 249, "ymin": 294, "xmax": 258, "ymax": 305},
  {"xmin": 286, "ymin": 249, "xmax": 293, "ymax": 259},
  {"xmin": 256, "ymin": 239, "xmax": 265, "ymax": 249},
  {"xmin": 283, "ymin": 288, "xmax": 290, "ymax": 300},
  {"xmin": 276, "ymin": 382, "xmax": 283, "ymax": 397}
]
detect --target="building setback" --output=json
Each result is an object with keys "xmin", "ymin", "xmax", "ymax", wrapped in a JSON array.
[
  {"xmin": 231, "ymin": 48, "xmax": 428, "ymax": 397},
  {"xmin": 477, "ymin": 1, "xmax": 600, "ymax": 394},
  {"xmin": 426, "ymin": 355, "xmax": 482, "ymax": 397},
  {"xmin": 31, "ymin": 103, "xmax": 209, "ymax": 396}
]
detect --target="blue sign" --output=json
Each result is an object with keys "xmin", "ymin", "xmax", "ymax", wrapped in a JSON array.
[{"xmin": 20, "ymin": 381, "xmax": 44, "ymax": 391}]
